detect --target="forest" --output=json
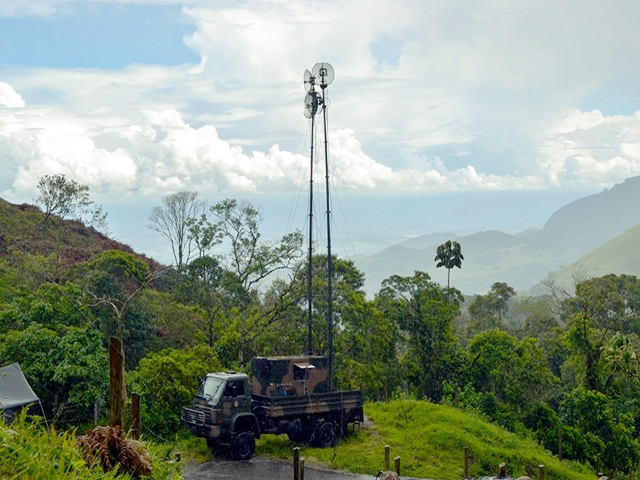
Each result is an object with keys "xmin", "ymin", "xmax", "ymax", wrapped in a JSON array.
[{"xmin": 2, "ymin": 175, "xmax": 640, "ymax": 477}]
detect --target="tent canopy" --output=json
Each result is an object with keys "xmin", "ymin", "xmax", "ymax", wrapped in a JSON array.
[{"xmin": 0, "ymin": 363, "xmax": 39, "ymax": 410}]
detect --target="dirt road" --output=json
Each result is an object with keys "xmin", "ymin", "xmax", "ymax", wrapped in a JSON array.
[{"xmin": 184, "ymin": 456, "xmax": 380, "ymax": 480}]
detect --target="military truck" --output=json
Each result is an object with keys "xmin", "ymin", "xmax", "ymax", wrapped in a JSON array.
[{"xmin": 182, "ymin": 355, "xmax": 364, "ymax": 460}]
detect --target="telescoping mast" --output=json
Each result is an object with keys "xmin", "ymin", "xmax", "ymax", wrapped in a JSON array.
[{"xmin": 302, "ymin": 62, "xmax": 335, "ymax": 390}]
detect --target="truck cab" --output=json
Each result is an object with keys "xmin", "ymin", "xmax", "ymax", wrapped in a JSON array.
[{"xmin": 184, "ymin": 371, "xmax": 258, "ymax": 460}]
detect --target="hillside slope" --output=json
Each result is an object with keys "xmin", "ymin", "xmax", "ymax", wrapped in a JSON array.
[
  {"xmin": 527, "ymin": 223, "xmax": 640, "ymax": 295},
  {"xmin": 0, "ymin": 198, "xmax": 159, "ymax": 275}
]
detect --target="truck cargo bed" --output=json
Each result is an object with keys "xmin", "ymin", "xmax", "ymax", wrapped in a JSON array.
[{"xmin": 252, "ymin": 390, "xmax": 363, "ymax": 419}]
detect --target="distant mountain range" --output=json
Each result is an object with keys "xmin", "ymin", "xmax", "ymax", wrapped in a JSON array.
[{"xmin": 357, "ymin": 176, "xmax": 640, "ymax": 296}]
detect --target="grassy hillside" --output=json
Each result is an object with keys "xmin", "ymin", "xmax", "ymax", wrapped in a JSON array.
[
  {"xmin": 256, "ymin": 400, "xmax": 595, "ymax": 480},
  {"xmin": 528, "ymin": 223, "xmax": 640, "ymax": 296}
]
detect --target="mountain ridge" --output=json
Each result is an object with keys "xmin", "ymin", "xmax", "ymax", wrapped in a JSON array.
[{"xmin": 358, "ymin": 176, "xmax": 640, "ymax": 296}]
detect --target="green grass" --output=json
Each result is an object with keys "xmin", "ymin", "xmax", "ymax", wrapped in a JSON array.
[
  {"xmin": 0, "ymin": 413, "xmax": 184, "ymax": 479},
  {"xmin": 257, "ymin": 400, "xmax": 596, "ymax": 480}
]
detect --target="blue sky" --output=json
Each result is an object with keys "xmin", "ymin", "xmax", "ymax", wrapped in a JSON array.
[
  {"xmin": 0, "ymin": 4, "xmax": 198, "ymax": 68},
  {"xmin": 1, "ymin": 0, "xmax": 640, "ymax": 264}
]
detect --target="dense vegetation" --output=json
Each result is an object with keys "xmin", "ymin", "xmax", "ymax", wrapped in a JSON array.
[{"xmin": 3, "ymin": 182, "xmax": 640, "ymax": 478}]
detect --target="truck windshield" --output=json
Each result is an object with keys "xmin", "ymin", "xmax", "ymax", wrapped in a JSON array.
[{"xmin": 197, "ymin": 376, "xmax": 225, "ymax": 404}]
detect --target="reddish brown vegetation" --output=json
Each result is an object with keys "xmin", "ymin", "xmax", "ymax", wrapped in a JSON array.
[{"xmin": 76, "ymin": 425, "xmax": 152, "ymax": 476}]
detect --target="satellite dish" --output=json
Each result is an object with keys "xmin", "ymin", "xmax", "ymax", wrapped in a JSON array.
[
  {"xmin": 304, "ymin": 90, "xmax": 319, "ymax": 118},
  {"xmin": 312, "ymin": 62, "xmax": 334, "ymax": 88},
  {"xmin": 303, "ymin": 69, "xmax": 315, "ymax": 90}
]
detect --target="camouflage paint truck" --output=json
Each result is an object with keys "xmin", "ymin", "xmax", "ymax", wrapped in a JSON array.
[{"xmin": 182, "ymin": 355, "xmax": 364, "ymax": 460}]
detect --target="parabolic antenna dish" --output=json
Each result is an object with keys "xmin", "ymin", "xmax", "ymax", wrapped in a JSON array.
[
  {"xmin": 303, "ymin": 69, "xmax": 314, "ymax": 89},
  {"xmin": 304, "ymin": 90, "xmax": 319, "ymax": 118},
  {"xmin": 312, "ymin": 62, "xmax": 334, "ymax": 88}
]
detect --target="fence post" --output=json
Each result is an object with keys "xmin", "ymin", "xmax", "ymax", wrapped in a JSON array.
[
  {"xmin": 385, "ymin": 445, "xmax": 390, "ymax": 471},
  {"xmin": 610, "ymin": 469, "xmax": 615, "ymax": 480},
  {"xmin": 300, "ymin": 457, "xmax": 305, "ymax": 480},
  {"xmin": 558, "ymin": 427, "xmax": 563, "ymax": 461},
  {"xmin": 109, "ymin": 337, "xmax": 126, "ymax": 427},
  {"xmin": 293, "ymin": 447, "xmax": 300, "ymax": 480},
  {"xmin": 538, "ymin": 464, "xmax": 545, "ymax": 480},
  {"xmin": 131, "ymin": 393, "xmax": 140, "ymax": 440},
  {"xmin": 394, "ymin": 456, "xmax": 401, "ymax": 476},
  {"xmin": 596, "ymin": 454, "xmax": 601, "ymax": 475},
  {"xmin": 498, "ymin": 462, "xmax": 506, "ymax": 477},
  {"xmin": 464, "ymin": 447, "xmax": 469, "ymax": 479}
]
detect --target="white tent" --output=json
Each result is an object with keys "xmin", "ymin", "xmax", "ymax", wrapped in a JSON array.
[{"xmin": 0, "ymin": 363, "xmax": 39, "ymax": 412}]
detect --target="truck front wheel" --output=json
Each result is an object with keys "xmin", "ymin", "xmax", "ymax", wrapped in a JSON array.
[
  {"xmin": 230, "ymin": 431, "xmax": 255, "ymax": 460},
  {"xmin": 313, "ymin": 421, "xmax": 336, "ymax": 448}
]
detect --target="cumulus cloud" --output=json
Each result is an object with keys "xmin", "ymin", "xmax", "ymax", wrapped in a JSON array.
[
  {"xmin": 1, "ymin": 103, "xmax": 548, "ymax": 201},
  {"xmin": 539, "ymin": 109, "xmax": 640, "ymax": 187},
  {"xmin": 0, "ymin": 83, "xmax": 25, "ymax": 108},
  {"xmin": 2, "ymin": 0, "xmax": 640, "ymax": 203}
]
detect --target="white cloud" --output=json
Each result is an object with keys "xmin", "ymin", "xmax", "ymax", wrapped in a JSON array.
[
  {"xmin": 539, "ymin": 109, "xmax": 640, "ymax": 187},
  {"xmin": 2, "ymin": 0, "xmax": 640, "ymax": 204},
  {"xmin": 0, "ymin": 83, "xmax": 25, "ymax": 108}
]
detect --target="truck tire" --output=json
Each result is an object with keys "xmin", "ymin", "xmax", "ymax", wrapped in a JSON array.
[
  {"xmin": 230, "ymin": 431, "xmax": 255, "ymax": 460},
  {"xmin": 287, "ymin": 429, "xmax": 312, "ymax": 445},
  {"xmin": 313, "ymin": 421, "xmax": 336, "ymax": 448}
]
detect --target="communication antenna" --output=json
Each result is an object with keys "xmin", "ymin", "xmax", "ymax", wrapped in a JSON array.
[
  {"xmin": 303, "ymin": 69, "xmax": 319, "ymax": 356},
  {"xmin": 313, "ymin": 62, "xmax": 335, "ymax": 390}
]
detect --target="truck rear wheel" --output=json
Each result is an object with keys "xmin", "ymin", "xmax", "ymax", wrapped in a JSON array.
[
  {"xmin": 287, "ymin": 429, "xmax": 312, "ymax": 445},
  {"xmin": 313, "ymin": 421, "xmax": 336, "ymax": 448},
  {"xmin": 230, "ymin": 431, "xmax": 255, "ymax": 460}
]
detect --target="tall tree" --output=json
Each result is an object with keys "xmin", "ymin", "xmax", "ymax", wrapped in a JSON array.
[
  {"xmin": 434, "ymin": 240, "xmax": 464, "ymax": 291},
  {"xmin": 210, "ymin": 198, "xmax": 304, "ymax": 291},
  {"xmin": 560, "ymin": 274, "xmax": 640, "ymax": 392},
  {"xmin": 36, "ymin": 173, "xmax": 107, "ymax": 229},
  {"xmin": 467, "ymin": 281, "xmax": 516, "ymax": 336},
  {"xmin": 148, "ymin": 191, "xmax": 205, "ymax": 272},
  {"xmin": 75, "ymin": 250, "xmax": 156, "ymax": 426},
  {"xmin": 376, "ymin": 271, "xmax": 462, "ymax": 400}
]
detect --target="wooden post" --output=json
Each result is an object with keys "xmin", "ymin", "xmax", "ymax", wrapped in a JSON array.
[
  {"xmin": 293, "ymin": 447, "xmax": 300, "ymax": 480},
  {"xmin": 538, "ymin": 464, "xmax": 545, "ymax": 480},
  {"xmin": 385, "ymin": 445, "xmax": 390, "ymax": 471},
  {"xmin": 300, "ymin": 457, "xmax": 305, "ymax": 480},
  {"xmin": 109, "ymin": 337, "xmax": 127, "ymax": 427},
  {"xmin": 610, "ymin": 469, "xmax": 615, "ymax": 480},
  {"xmin": 394, "ymin": 456, "xmax": 401, "ymax": 476},
  {"xmin": 131, "ymin": 393, "xmax": 140, "ymax": 439},
  {"xmin": 558, "ymin": 427, "xmax": 563, "ymax": 461},
  {"xmin": 498, "ymin": 462, "xmax": 506, "ymax": 477},
  {"xmin": 597, "ymin": 454, "xmax": 601, "ymax": 475},
  {"xmin": 464, "ymin": 447, "xmax": 469, "ymax": 479}
]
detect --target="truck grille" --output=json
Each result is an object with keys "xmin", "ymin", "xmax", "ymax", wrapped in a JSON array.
[{"xmin": 183, "ymin": 408, "xmax": 205, "ymax": 426}]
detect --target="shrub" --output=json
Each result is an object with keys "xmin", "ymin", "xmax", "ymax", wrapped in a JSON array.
[{"xmin": 129, "ymin": 345, "xmax": 222, "ymax": 437}]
